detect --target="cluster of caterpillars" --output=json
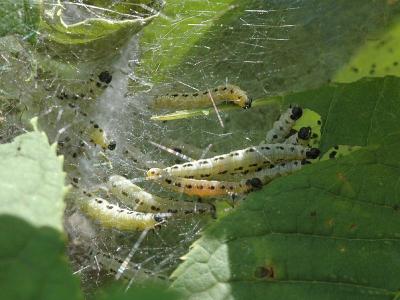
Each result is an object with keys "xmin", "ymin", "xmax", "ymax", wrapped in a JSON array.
[{"xmin": 81, "ymin": 106, "xmax": 320, "ymax": 231}]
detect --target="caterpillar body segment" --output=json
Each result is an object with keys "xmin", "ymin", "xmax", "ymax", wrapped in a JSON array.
[
  {"xmin": 147, "ymin": 144, "xmax": 319, "ymax": 180},
  {"xmin": 147, "ymin": 172, "xmax": 263, "ymax": 198},
  {"xmin": 264, "ymin": 106, "xmax": 303, "ymax": 144},
  {"xmin": 284, "ymin": 126, "xmax": 312, "ymax": 147},
  {"xmin": 242, "ymin": 159, "xmax": 306, "ymax": 184},
  {"xmin": 152, "ymin": 84, "xmax": 251, "ymax": 109},
  {"xmin": 80, "ymin": 197, "xmax": 172, "ymax": 231},
  {"xmin": 108, "ymin": 175, "xmax": 214, "ymax": 215}
]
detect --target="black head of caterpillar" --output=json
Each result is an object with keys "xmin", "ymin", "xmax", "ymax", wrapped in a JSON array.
[
  {"xmin": 298, "ymin": 127, "xmax": 312, "ymax": 140},
  {"xmin": 289, "ymin": 106, "xmax": 303, "ymax": 120}
]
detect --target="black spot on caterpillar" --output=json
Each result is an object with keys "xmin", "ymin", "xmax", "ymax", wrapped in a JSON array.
[{"xmin": 151, "ymin": 84, "xmax": 251, "ymax": 110}]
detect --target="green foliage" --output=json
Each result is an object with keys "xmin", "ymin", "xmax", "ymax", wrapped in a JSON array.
[
  {"xmin": 0, "ymin": 122, "xmax": 83, "ymax": 300},
  {"xmin": 138, "ymin": 0, "xmax": 400, "ymax": 96},
  {"xmin": 335, "ymin": 18, "xmax": 400, "ymax": 83},
  {"xmin": 171, "ymin": 76, "xmax": 400, "ymax": 299},
  {"xmin": 3, "ymin": 0, "xmax": 400, "ymax": 299},
  {"xmin": 0, "ymin": 119, "xmax": 66, "ymax": 230},
  {"xmin": 39, "ymin": 0, "xmax": 160, "ymax": 45},
  {"xmin": 0, "ymin": 1, "xmax": 40, "ymax": 38}
]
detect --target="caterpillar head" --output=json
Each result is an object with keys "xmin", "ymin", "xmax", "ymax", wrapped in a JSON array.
[
  {"xmin": 223, "ymin": 84, "xmax": 251, "ymax": 108},
  {"xmin": 146, "ymin": 168, "xmax": 163, "ymax": 178},
  {"xmin": 298, "ymin": 127, "xmax": 312, "ymax": 140},
  {"xmin": 289, "ymin": 106, "xmax": 303, "ymax": 120}
]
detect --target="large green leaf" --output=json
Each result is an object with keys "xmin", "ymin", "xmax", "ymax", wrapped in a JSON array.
[
  {"xmin": 0, "ymin": 119, "xmax": 67, "ymax": 230},
  {"xmin": 0, "ymin": 121, "xmax": 83, "ymax": 300},
  {"xmin": 170, "ymin": 76, "xmax": 400, "ymax": 299}
]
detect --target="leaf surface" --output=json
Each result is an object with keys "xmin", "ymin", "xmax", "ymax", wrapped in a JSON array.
[{"xmin": 171, "ymin": 76, "xmax": 400, "ymax": 300}]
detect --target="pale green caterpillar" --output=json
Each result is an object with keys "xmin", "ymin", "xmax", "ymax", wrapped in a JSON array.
[
  {"xmin": 264, "ymin": 106, "xmax": 303, "ymax": 143},
  {"xmin": 151, "ymin": 84, "xmax": 251, "ymax": 109},
  {"xmin": 80, "ymin": 197, "xmax": 172, "ymax": 231},
  {"xmin": 147, "ymin": 143, "xmax": 320, "ymax": 180}
]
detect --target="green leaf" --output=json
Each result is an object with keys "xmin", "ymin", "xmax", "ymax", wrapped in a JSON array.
[
  {"xmin": 0, "ymin": 216, "xmax": 83, "ymax": 300},
  {"xmin": 0, "ymin": 121, "xmax": 83, "ymax": 300},
  {"xmin": 40, "ymin": 0, "xmax": 162, "ymax": 45},
  {"xmin": 0, "ymin": 119, "xmax": 67, "ymax": 230},
  {"xmin": 170, "ymin": 76, "xmax": 400, "ymax": 299},
  {"xmin": 138, "ymin": 1, "xmax": 400, "ymax": 96},
  {"xmin": 334, "ymin": 19, "xmax": 400, "ymax": 83}
]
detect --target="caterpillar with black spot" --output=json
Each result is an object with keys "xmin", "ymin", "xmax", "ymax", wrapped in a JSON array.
[
  {"xmin": 147, "ymin": 172, "xmax": 263, "ymax": 198},
  {"xmin": 147, "ymin": 144, "xmax": 320, "ymax": 180},
  {"xmin": 108, "ymin": 175, "xmax": 215, "ymax": 215},
  {"xmin": 264, "ymin": 106, "xmax": 303, "ymax": 143},
  {"xmin": 80, "ymin": 197, "xmax": 172, "ymax": 231},
  {"xmin": 87, "ymin": 121, "xmax": 116, "ymax": 151},
  {"xmin": 151, "ymin": 84, "xmax": 251, "ymax": 110}
]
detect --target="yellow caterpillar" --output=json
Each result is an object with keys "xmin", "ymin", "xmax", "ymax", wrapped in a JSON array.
[
  {"xmin": 151, "ymin": 84, "xmax": 251, "ymax": 109},
  {"xmin": 80, "ymin": 197, "xmax": 172, "ymax": 231}
]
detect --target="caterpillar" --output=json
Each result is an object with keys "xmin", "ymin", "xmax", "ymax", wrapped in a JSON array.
[
  {"xmin": 87, "ymin": 121, "xmax": 116, "ymax": 151},
  {"xmin": 147, "ymin": 144, "xmax": 320, "ymax": 180},
  {"xmin": 284, "ymin": 127, "xmax": 312, "ymax": 146},
  {"xmin": 264, "ymin": 106, "xmax": 303, "ymax": 143},
  {"xmin": 147, "ymin": 172, "xmax": 263, "ymax": 198},
  {"xmin": 88, "ymin": 246, "xmax": 169, "ymax": 282},
  {"xmin": 151, "ymin": 84, "xmax": 251, "ymax": 110},
  {"xmin": 80, "ymin": 197, "xmax": 172, "ymax": 231},
  {"xmin": 108, "ymin": 175, "xmax": 215, "ymax": 215}
]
